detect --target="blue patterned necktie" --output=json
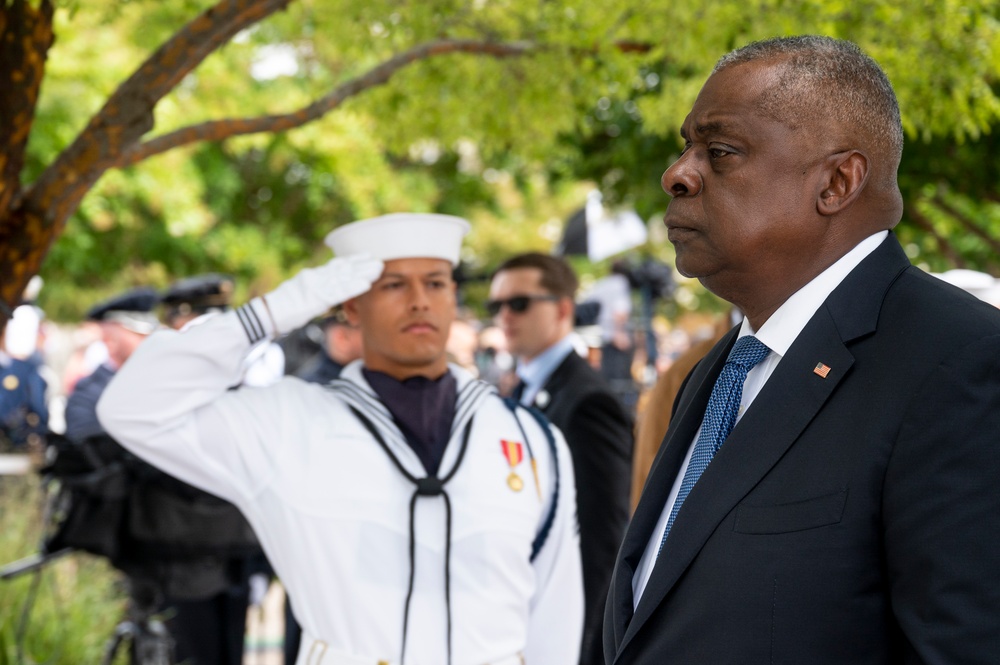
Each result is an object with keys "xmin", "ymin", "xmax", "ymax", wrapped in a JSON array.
[{"xmin": 658, "ymin": 335, "xmax": 771, "ymax": 555}]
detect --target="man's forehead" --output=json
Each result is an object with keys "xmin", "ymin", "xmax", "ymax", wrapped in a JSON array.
[
  {"xmin": 492, "ymin": 266, "xmax": 543, "ymax": 290},
  {"xmin": 682, "ymin": 64, "xmax": 787, "ymax": 138}
]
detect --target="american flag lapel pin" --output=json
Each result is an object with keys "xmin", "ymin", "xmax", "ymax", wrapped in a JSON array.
[{"xmin": 813, "ymin": 362, "xmax": 831, "ymax": 378}]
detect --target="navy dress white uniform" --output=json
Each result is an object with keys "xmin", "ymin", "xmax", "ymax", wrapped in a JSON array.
[{"xmin": 98, "ymin": 213, "xmax": 584, "ymax": 665}]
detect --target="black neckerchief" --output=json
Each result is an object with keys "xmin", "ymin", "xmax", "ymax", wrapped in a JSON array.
[{"xmin": 362, "ymin": 369, "xmax": 457, "ymax": 476}]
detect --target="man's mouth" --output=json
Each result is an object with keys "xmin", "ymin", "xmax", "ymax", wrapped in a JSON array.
[
  {"xmin": 665, "ymin": 216, "xmax": 699, "ymax": 242},
  {"xmin": 404, "ymin": 321, "xmax": 436, "ymax": 333}
]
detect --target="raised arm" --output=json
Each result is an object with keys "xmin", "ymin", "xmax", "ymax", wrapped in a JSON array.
[{"xmin": 96, "ymin": 255, "xmax": 382, "ymax": 502}]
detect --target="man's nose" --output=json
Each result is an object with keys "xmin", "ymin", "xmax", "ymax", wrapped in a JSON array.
[
  {"xmin": 410, "ymin": 283, "xmax": 430, "ymax": 309},
  {"xmin": 661, "ymin": 152, "xmax": 702, "ymax": 197}
]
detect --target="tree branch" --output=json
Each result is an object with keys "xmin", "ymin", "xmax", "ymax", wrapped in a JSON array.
[
  {"xmin": 932, "ymin": 193, "xmax": 1000, "ymax": 258},
  {"xmin": 905, "ymin": 204, "xmax": 966, "ymax": 268},
  {"xmin": 112, "ymin": 39, "xmax": 536, "ymax": 168},
  {"xmin": 22, "ymin": 0, "xmax": 293, "ymax": 228}
]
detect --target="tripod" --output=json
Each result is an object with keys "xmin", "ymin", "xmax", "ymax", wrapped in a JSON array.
[{"xmin": 100, "ymin": 591, "xmax": 175, "ymax": 665}]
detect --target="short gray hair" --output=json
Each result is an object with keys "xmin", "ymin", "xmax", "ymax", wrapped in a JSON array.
[{"xmin": 715, "ymin": 36, "xmax": 903, "ymax": 175}]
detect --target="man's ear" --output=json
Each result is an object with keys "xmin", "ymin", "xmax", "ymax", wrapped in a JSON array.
[
  {"xmin": 342, "ymin": 297, "xmax": 361, "ymax": 327},
  {"xmin": 558, "ymin": 296, "xmax": 574, "ymax": 325},
  {"xmin": 817, "ymin": 150, "xmax": 869, "ymax": 216}
]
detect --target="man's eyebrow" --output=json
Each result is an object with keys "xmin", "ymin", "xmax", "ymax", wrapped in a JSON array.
[
  {"xmin": 681, "ymin": 120, "xmax": 734, "ymax": 140},
  {"xmin": 697, "ymin": 121, "xmax": 729, "ymax": 135}
]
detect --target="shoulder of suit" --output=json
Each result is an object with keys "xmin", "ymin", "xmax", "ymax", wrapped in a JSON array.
[
  {"xmin": 547, "ymin": 350, "xmax": 601, "ymax": 384},
  {"xmin": 884, "ymin": 267, "xmax": 1000, "ymax": 340}
]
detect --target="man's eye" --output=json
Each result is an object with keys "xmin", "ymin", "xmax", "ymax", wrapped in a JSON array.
[
  {"xmin": 708, "ymin": 146, "xmax": 732, "ymax": 159},
  {"xmin": 382, "ymin": 282, "xmax": 404, "ymax": 290},
  {"xmin": 428, "ymin": 280, "xmax": 447, "ymax": 289}
]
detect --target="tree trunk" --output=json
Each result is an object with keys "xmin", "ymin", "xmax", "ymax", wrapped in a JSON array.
[{"xmin": 0, "ymin": 0, "xmax": 55, "ymax": 330}]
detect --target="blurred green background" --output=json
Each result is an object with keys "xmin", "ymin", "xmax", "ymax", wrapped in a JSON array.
[{"xmin": 11, "ymin": 0, "xmax": 998, "ymax": 321}]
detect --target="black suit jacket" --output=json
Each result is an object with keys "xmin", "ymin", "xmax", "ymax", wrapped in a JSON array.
[
  {"xmin": 605, "ymin": 234, "xmax": 1000, "ymax": 664},
  {"xmin": 530, "ymin": 350, "xmax": 633, "ymax": 665}
]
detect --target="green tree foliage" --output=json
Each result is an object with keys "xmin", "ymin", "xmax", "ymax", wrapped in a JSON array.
[
  {"xmin": 549, "ymin": 0, "xmax": 1000, "ymax": 277},
  {"xmin": 3, "ymin": 0, "xmax": 998, "ymax": 321}
]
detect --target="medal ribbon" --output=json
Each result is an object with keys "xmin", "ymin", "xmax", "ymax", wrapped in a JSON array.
[{"xmin": 501, "ymin": 439, "xmax": 524, "ymax": 468}]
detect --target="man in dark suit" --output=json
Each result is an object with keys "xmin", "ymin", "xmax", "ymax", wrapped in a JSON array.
[
  {"xmin": 490, "ymin": 252, "xmax": 633, "ymax": 665},
  {"xmin": 605, "ymin": 35, "xmax": 1000, "ymax": 664}
]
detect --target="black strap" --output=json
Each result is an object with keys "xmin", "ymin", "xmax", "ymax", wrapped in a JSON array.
[
  {"xmin": 348, "ymin": 405, "xmax": 473, "ymax": 665},
  {"xmin": 502, "ymin": 397, "xmax": 561, "ymax": 562}
]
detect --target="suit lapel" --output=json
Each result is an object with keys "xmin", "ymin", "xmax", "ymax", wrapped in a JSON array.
[
  {"xmin": 614, "ymin": 234, "xmax": 912, "ymax": 660},
  {"xmin": 531, "ymin": 350, "xmax": 577, "ymax": 414}
]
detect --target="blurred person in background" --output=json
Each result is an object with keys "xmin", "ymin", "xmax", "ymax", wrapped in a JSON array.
[
  {"xmin": 490, "ymin": 252, "xmax": 632, "ymax": 665},
  {"xmin": 64, "ymin": 288, "xmax": 160, "ymax": 443},
  {"xmin": 475, "ymin": 325, "xmax": 516, "ymax": 392},
  {"xmin": 446, "ymin": 315, "xmax": 480, "ymax": 377},
  {"xmin": 65, "ymin": 284, "xmax": 260, "ymax": 665},
  {"xmin": 294, "ymin": 306, "xmax": 364, "ymax": 385},
  {"xmin": 630, "ymin": 309, "xmax": 740, "ymax": 510},
  {"xmin": 1, "ymin": 276, "xmax": 49, "ymax": 452},
  {"xmin": 580, "ymin": 260, "xmax": 638, "ymax": 412}
]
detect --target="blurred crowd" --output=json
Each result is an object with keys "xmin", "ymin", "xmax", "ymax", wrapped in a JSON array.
[
  {"xmin": 2, "ymin": 258, "xmax": 998, "ymax": 664},
  {"xmin": 6, "ymin": 261, "xmax": 999, "ymax": 459}
]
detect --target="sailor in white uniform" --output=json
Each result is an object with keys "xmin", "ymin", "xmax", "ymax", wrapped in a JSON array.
[{"xmin": 97, "ymin": 213, "xmax": 584, "ymax": 665}]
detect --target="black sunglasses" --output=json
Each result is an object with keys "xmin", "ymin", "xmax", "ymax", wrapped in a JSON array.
[{"xmin": 486, "ymin": 294, "xmax": 561, "ymax": 316}]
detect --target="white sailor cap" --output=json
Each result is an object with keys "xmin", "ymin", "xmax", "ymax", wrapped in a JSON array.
[{"xmin": 324, "ymin": 213, "xmax": 470, "ymax": 266}]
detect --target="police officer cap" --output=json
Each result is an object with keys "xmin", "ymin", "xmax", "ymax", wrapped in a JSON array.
[
  {"xmin": 324, "ymin": 213, "xmax": 470, "ymax": 266},
  {"xmin": 86, "ymin": 287, "xmax": 160, "ymax": 335},
  {"xmin": 162, "ymin": 273, "xmax": 235, "ymax": 319}
]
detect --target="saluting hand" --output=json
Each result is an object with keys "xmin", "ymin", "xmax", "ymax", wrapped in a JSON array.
[{"xmin": 263, "ymin": 254, "xmax": 384, "ymax": 335}]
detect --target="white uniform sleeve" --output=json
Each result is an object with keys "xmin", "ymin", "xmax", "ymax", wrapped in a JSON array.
[
  {"xmin": 96, "ymin": 302, "xmax": 288, "ymax": 504},
  {"xmin": 524, "ymin": 424, "xmax": 585, "ymax": 665},
  {"xmin": 97, "ymin": 255, "xmax": 383, "ymax": 504}
]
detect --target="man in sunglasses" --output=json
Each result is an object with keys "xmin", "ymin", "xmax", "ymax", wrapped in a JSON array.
[
  {"xmin": 489, "ymin": 252, "xmax": 633, "ymax": 665},
  {"xmin": 97, "ymin": 214, "xmax": 584, "ymax": 665}
]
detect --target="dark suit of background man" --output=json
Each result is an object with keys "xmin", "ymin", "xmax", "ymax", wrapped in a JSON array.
[
  {"xmin": 605, "ymin": 35, "xmax": 1000, "ymax": 664},
  {"xmin": 490, "ymin": 253, "xmax": 633, "ymax": 665}
]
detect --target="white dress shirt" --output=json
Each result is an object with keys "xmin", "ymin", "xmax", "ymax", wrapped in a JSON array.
[
  {"xmin": 632, "ymin": 231, "xmax": 888, "ymax": 607},
  {"xmin": 515, "ymin": 335, "xmax": 577, "ymax": 407}
]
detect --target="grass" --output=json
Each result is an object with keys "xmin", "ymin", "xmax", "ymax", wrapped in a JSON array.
[{"xmin": 0, "ymin": 473, "xmax": 128, "ymax": 665}]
